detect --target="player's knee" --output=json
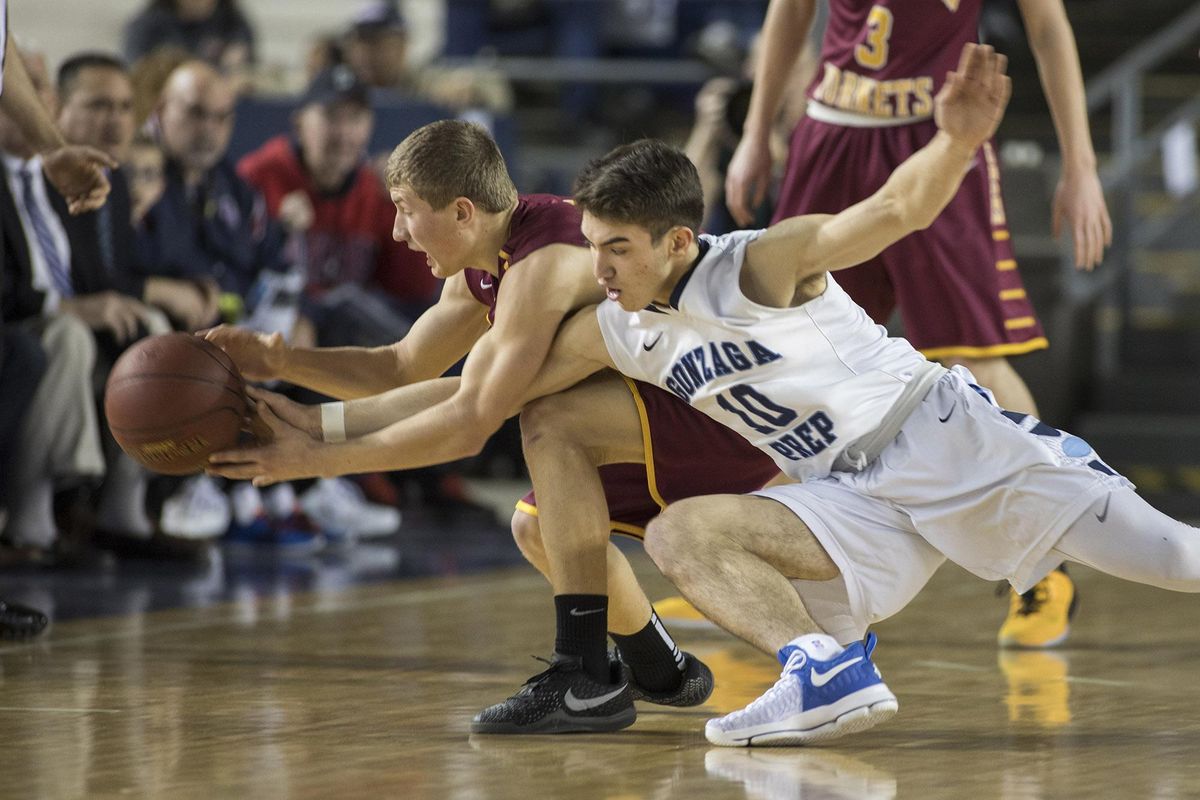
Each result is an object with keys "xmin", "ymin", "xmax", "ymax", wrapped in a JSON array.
[
  {"xmin": 519, "ymin": 395, "xmax": 574, "ymax": 450},
  {"xmin": 510, "ymin": 509, "xmax": 546, "ymax": 564},
  {"xmin": 644, "ymin": 503, "xmax": 703, "ymax": 579},
  {"xmin": 1158, "ymin": 533, "xmax": 1200, "ymax": 591}
]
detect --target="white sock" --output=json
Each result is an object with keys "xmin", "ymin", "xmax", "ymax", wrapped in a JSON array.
[
  {"xmin": 789, "ymin": 633, "xmax": 844, "ymax": 661},
  {"xmin": 264, "ymin": 483, "xmax": 298, "ymax": 519},
  {"xmin": 229, "ymin": 483, "xmax": 264, "ymax": 526},
  {"xmin": 95, "ymin": 454, "xmax": 153, "ymax": 538},
  {"xmin": 4, "ymin": 480, "xmax": 56, "ymax": 549}
]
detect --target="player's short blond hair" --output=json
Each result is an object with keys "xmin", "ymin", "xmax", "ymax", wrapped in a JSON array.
[{"xmin": 384, "ymin": 119, "xmax": 517, "ymax": 212}]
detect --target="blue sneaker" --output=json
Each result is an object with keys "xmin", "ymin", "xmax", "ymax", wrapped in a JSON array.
[
  {"xmin": 705, "ymin": 633, "xmax": 898, "ymax": 747},
  {"xmin": 225, "ymin": 513, "xmax": 325, "ymax": 554}
]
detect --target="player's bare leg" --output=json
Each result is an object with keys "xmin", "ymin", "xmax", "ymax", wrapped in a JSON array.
[
  {"xmin": 645, "ymin": 494, "xmax": 897, "ymax": 746},
  {"xmin": 472, "ymin": 372, "xmax": 713, "ymax": 734},
  {"xmin": 520, "ymin": 370, "xmax": 711, "ymax": 699},
  {"xmin": 520, "ymin": 371, "xmax": 644, "ymax": 602},
  {"xmin": 644, "ymin": 494, "xmax": 835, "ymax": 653},
  {"xmin": 510, "ymin": 510, "xmax": 652, "ymax": 635},
  {"xmin": 941, "ymin": 354, "xmax": 1076, "ymax": 649}
]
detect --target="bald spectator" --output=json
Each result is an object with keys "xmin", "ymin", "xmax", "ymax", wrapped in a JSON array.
[{"xmin": 140, "ymin": 60, "xmax": 287, "ymax": 300}]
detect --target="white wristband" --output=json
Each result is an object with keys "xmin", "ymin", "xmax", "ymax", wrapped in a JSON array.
[{"xmin": 320, "ymin": 402, "xmax": 346, "ymax": 443}]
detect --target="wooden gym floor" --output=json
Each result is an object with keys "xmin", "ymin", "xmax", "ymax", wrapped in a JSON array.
[{"xmin": 2, "ymin": 549, "xmax": 1199, "ymax": 799}]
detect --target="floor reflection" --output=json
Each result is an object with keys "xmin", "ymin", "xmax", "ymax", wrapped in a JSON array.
[
  {"xmin": 706, "ymin": 748, "xmax": 898, "ymax": 800},
  {"xmin": 999, "ymin": 650, "xmax": 1072, "ymax": 728},
  {"xmin": 0, "ymin": 509, "xmax": 518, "ymax": 624}
]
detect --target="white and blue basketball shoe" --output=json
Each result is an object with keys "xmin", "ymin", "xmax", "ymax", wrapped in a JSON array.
[{"xmin": 705, "ymin": 633, "xmax": 898, "ymax": 746}]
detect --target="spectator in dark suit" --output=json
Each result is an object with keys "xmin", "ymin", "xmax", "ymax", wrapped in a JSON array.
[
  {"xmin": 55, "ymin": 52, "xmax": 220, "ymax": 333},
  {"xmin": 0, "ymin": 5, "xmax": 116, "ymax": 637}
]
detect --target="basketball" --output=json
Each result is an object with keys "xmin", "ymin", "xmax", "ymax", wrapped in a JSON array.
[{"xmin": 104, "ymin": 333, "xmax": 249, "ymax": 475}]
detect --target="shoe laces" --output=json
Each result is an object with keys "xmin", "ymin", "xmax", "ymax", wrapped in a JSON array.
[
  {"xmin": 1016, "ymin": 584, "xmax": 1049, "ymax": 616},
  {"xmin": 510, "ymin": 655, "xmax": 571, "ymax": 698},
  {"xmin": 721, "ymin": 661, "xmax": 803, "ymax": 726}
]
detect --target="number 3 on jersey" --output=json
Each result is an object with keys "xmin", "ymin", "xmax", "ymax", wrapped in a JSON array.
[{"xmin": 854, "ymin": 6, "xmax": 894, "ymax": 70}]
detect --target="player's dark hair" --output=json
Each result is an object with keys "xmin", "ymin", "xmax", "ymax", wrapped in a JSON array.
[
  {"xmin": 57, "ymin": 52, "xmax": 128, "ymax": 101},
  {"xmin": 572, "ymin": 139, "xmax": 704, "ymax": 241},
  {"xmin": 384, "ymin": 119, "xmax": 517, "ymax": 212}
]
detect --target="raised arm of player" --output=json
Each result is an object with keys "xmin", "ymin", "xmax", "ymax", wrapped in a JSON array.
[
  {"xmin": 1017, "ymin": 0, "xmax": 1111, "ymax": 270},
  {"xmin": 724, "ymin": 0, "xmax": 817, "ymax": 226},
  {"xmin": 744, "ymin": 43, "xmax": 1011, "ymax": 302},
  {"xmin": 210, "ymin": 247, "xmax": 612, "ymax": 483},
  {"xmin": 0, "ymin": 36, "xmax": 115, "ymax": 213},
  {"xmin": 204, "ymin": 271, "xmax": 488, "ymax": 398}
]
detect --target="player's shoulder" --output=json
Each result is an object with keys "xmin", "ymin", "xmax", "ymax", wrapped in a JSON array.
[
  {"xmin": 504, "ymin": 194, "xmax": 588, "ymax": 265},
  {"xmin": 513, "ymin": 194, "xmax": 584, "ymax": 228}
]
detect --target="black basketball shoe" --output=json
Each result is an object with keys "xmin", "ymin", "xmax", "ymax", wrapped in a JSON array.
[
  {"xmin": 0, "ymin": 599, "xmax": 49, "ymax": 640},
  {"xmin": 471, "ymin": 653, "xmax": 636, "ymax": 734},
  {"xmin": 619, "ymin": 649, "xmax": 715, "ymax": 707}
]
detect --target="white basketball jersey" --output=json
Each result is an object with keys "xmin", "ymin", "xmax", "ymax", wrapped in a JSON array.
[{"xmin": 597, "ymin": 229, "xmax": 935, "ymax": 482}]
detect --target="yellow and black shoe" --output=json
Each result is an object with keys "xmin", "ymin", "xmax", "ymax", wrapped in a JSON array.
[
  {"xmin": 997, "ymin": 567, "xmax": 1078, "ymax": 649},
  {"xmin": 652, "ymin": 596, "xmax": 717, "ymax": 630}
]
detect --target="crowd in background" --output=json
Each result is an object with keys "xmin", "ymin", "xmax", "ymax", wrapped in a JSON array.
[{"xmin": 0, "ymin": 0, "xmax": 776, "ymax": 588}]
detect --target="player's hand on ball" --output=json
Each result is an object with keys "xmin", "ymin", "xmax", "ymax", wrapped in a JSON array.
[
  {"xmin": 200, "ymin": 325, "xmax": 286, "ymax": 382},
  {"xmin": 245, "ymin": 385, "xmax": 321, "ymax": 440},
  {"xmin": 933, "ymin": 43, "xmax": 1011, "ymax": 152},
  {"xmin": 208, "ymin": 398, "xmax": 320, "ymax": 486}
]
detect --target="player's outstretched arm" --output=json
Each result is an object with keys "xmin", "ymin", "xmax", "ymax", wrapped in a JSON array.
[
  {"xmin": 1017, "ymin": 0, "xmax": 1111, "ymax": 270},
  {"xmin": 725, "ymin": 0, "xmax": 817, "ymax": 226},
  {"xmin": 748, "ymin": 43, "xmax": 1011, "ymax": 289},
  {"xmin": 204, "ymin": 273, "xmax": 486, "ymax": 398},
  {"xmin": 208, "ymin": 249, "xmax": 612, "ymax": 485}
]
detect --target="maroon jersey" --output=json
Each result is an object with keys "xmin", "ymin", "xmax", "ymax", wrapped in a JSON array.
[
  {"xmin": 464, "ymin": 194, "xmax": 587, "ymax": 324},
  {"xmin": 808, "ymin": 0, "xmax": 982, "ymax": 121}
]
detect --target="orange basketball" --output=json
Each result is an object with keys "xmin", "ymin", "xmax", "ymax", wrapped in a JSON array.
[{"xmin": 104, "ymin": 333, "xmax": 248, "ymax": 475}]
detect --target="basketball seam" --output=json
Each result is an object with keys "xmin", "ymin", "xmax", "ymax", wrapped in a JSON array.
[
  {"xmin": 108, "ymin": 405, "xmax": 244, "ymax": 435},
  {"xmin": 183, "ymin": 334, "xmax": 243, "ymax": 381}
]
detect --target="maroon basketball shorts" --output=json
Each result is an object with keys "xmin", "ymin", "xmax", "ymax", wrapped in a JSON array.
[
  {"xmin": 774, "ymin": 115, "xmax": 1047, "ymax": 360},
  {"xmin": 517, "ymin": 378, "xmax": 781, "ymax": 537}
]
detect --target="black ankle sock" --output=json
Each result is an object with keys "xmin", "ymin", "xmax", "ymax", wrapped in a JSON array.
[
  {"xmin": 611, "ymin": 611, "xmax": 685, "ymax": 693},
  {"xmin": 554, "ymin": 594, "xmax": 609, "ymax": 682}
]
